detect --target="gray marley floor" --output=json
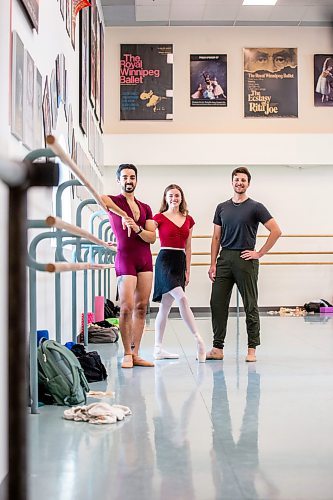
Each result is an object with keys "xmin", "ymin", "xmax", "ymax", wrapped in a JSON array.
[{"xmin": 28, "ymin": 314, "xmax": 333, "ymax": 500}]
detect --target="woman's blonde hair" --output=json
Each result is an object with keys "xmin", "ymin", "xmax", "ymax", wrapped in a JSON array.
[{"xmin": 159, "ymin": 184, "xmax": 188, "ymax": 216}]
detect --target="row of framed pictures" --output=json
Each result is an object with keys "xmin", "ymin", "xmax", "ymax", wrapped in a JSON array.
[
  {"xmin": 56, "ymin": 0, "xmax": 76, "ymax": 49},
  {"xmin": 79, "ymin": 1, "xmax": 104, "ymax": 135},
  {"xmin": 11, "ymin": 31, "xmax": 43, "ymax": 150},
  {"xmin": 119, "ymin": 44, "xmax": 333, "ymax": 120}
]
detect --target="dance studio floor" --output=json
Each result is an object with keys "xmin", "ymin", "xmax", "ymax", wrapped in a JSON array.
[{"xmin": 28, "ymin": 314, "xmax": 333, "ymax": 500}]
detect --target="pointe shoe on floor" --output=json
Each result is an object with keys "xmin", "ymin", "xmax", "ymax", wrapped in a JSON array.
[
  {"xmin": 132, "ymin": 354, "xmax": 155, "ymax": 367},
  {"xmin": 206, "ymin": 348, "xmax": 224, "ymax": 360},
  {"xmin": 154, "ymin": 347, "xmax": 179, "ymax": 360},
  {"xmin": 197, "ymin": 340, "xmax": 206, "ymax": 363},
  {"xmin": 121, "ymin": 354, "xmax": 133, "ymax": 369}
]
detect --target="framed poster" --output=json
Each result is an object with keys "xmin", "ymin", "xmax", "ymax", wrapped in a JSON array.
[
  {"xmin": 11, "ymin": 31, "xmax": 24, "ymax": 141},
  {"xmin": 95, "ymin": 10, "xmax": 101, "ymax": 121},
  {"xmin": 314, "ymin": 54, "xmax": 333, "ymax": 107},
  {"xmin": 71, "ymin": 0, "xmax": 76, "ymax": 49},
  {"xmin": 60, "ymin": 0, "xmax": 65, "ymax": 19},
  {"xmin": 243, "ymin": 48, "xmax": 298, "ymax": 118},
  {"xmin": 34, "ymin": 68, "xmax": 43, "ymax": 149},
  {"xmin": 190, "ymin": 55, "xmax": 227, "ymax": 107},
  {"xmin": 67, "ymin": 104, "xmax": 73, "ymax": 155},
  {"xmin": 42, "ymin": 77, "xmax": 51, "ymax": 145},
  {"xmin": 66, "ymin": 0, "xmax": 71, "ymax": 38},
  {"xmin": 79, "ymin": 8, "xmax": 89, "ymax": 134},
  {"xmin": 19, "ymin": 0, "xmax": 39, "ymax": 31},
  {"xmin": 100, "ymin": 21, "xmax": 104, "ymax": 132},
  {"xmin": 120, "ymin": 44, "xmax": 173, "ymax": 120},
  {"xmin": 50, "ymin": 69, "xmax": 58, "ymax": 130},
  {"xmin": 89, "ymin": 0, "xmax": 97, "ymax": 108},
  {"xmin": 23, "ymin": 49, "xmax": 35, "ymax": 149}
]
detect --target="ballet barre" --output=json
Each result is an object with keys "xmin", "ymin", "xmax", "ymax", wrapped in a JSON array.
[{"xmin": 1, "ymin": 155, "xmax": 59, "ymax": 500}]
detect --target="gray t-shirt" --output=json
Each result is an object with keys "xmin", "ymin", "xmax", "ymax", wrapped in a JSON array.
[{"xmin": 213, "ymin": 198, "xmax": 272, "ymax": 250}]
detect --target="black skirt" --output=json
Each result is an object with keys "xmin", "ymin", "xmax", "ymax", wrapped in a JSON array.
[{"xmin": 152, "ymin": 249, "xmax": 186, "ymax": 302}]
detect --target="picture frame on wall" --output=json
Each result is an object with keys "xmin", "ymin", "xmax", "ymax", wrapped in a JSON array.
[
  {"xmin": 42, "ymin": 76, "xmax": 51, "ymax": 145},
  {"xmin": 95, "ymin": 10, "xmax": 101, "ymax": 121},
  {"xmin": 23, "ymin": 49, "xmax": 35, "ymax": 150},
  {"xmin": 71, "ymin": 0, "xmax": 76, "ymax": 50},
  {"xmin": 66, "ymin": 0, "xmax": 71, "ymax": 38},
  {"xmin": 79, "ymin": 7, "xmax": 89, "ymax": 134},
  {"xmin": 50, "ymin": 68, "xmax": 58, "ymax": 130},
  {"xmin": 19, "ymin": 0, "xmax": 39, "ymax": 31},
  {"xmin": 190, "ymin": 54, "xmax": 227, "ymax": 107},
  {"xmin": 60, "ymin": 0, "xmax": 65, "ymax": 20},
  {"xmin": 314, "ymin": 54, "xmax": 333, "ymax": 107},
  {"xmin": 11, "ymin": 31, "xmax": 25, "ymax": 141},
  {"xmin": 34, "ymin": 68, "xmax": 43, "ymax": 149},
  {"xmin": 243, "ymin": 47, "xmax": 298, "ymax": 118},
  {"xmin": 89, "ymin": 0, "xmax": 97, "ymax": 108},
  {"xmin": 100, "ymin": 21, "xmax": 104, "ymax": 132}
]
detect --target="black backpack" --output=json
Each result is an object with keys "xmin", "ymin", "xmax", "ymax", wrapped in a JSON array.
[
  {"xmin": 304, "ymin": 299, "xmax": 333, "ymax": 313},
  {"xmin": 104, "ymin": 299, "xmax": 120, "ymax": 318},
  {"xmin": 70, "ymin": 344, "xmax": 108, "ymax": 383}
]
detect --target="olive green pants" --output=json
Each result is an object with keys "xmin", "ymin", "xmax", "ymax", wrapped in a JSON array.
[{"xmin": 210, "ymin": 249, "xmax": 260, "ymax": 349}]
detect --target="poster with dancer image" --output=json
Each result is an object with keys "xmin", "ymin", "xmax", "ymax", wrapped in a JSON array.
[
  {"xmin": 244, "ymin": 48, "xmax": 298, "ymax": 118},
  {"xmin": 314, "ymin": 54, "xmax": 333, "ymax": 107},
  {"xmin": 120, "ymin": 44, "xmax": 173, "ymax": 120},
  {"xmin": 190, "ymin": 55, "xmax": 227, "ymax": 107}
]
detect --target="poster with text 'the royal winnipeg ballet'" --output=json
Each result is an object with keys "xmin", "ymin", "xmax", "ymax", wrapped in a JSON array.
[
  {"xmin": 244, "ymin": 48, "xmax": 298, "ymax": 118},
  {"xmin": 120, "ymin": 44, "xmax": 173, "ymax": 120}
]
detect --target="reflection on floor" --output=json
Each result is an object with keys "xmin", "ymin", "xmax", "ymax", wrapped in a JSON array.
[{"xmin": 29, "ymin": 314, "xmax": 333, "ymax": 500}]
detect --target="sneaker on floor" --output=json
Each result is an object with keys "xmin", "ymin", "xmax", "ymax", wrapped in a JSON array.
[
  {"xmin": 206, "ymin": 348, "xmax": 224, "ymax": 360},
  {"xmin": 132, "ymin": 355, "xmax": 155, "ymax": 367},
  {"xmin": 154, "ymin": 347, "xmax": 179, "ymax": 360}
]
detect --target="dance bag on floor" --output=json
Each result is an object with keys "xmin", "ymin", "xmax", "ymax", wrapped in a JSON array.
[
  {"xmin": 70, "ymin": 344, "xmax": 108, "ymax": 383},
  {"xmin": 38, "ymin": 339, "xmax": 90, "ymax": 406}
]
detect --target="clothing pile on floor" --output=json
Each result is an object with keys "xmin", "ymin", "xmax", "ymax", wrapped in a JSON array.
[
  {"xmin": 268, "ymin": 307, "xmax": 306, "ymax": 317},
  {"xmin": 63, "ymin": 402, "xmax": 131, "ymax": 425},
  {"xmin": 77, "ymin": 322, "xmax": 120, "ymax": 343}
]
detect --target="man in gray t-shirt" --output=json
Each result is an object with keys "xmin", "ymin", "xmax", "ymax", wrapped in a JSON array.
[{"xmin": 207, "ymin": 167, "xmax": 281, "ymax": 362}]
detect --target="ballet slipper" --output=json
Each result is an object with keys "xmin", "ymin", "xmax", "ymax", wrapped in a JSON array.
[
  {"xmin": 132, "ymin": 354, "xmax": 154, "ymax": 367},
  {"xmin": 197, "ymin": 339, "xmax": 206, "ymax": 363},
  {"xmin": 121, "ymin": 354, "xmax": 133, "ymax": 368}
]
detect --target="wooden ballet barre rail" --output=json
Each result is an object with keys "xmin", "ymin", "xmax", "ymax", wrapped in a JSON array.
[
  {"xmin": 46, "ymin": 262, "xmax": 114, "ymax": 273},
  {"xmin": 46, "ymin": 135, "xmax": 108, "ymax": 212},
  {"xmin": 45, "ymin": 216, "xmax": 115, "ymax": 250}
]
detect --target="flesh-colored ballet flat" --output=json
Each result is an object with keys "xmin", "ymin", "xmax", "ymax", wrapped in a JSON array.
[
  {"xmin": 121, "ymin": 354, "xmax": 133, "ymax": 369},
  {"xmin": 132, "ymin": 355, "xmax": 155, "ymax": 367}
]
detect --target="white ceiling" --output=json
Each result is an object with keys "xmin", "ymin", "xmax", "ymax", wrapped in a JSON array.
[{"xmin": 101, "ymin": 0, "xmax": 333, "ymax": 26}]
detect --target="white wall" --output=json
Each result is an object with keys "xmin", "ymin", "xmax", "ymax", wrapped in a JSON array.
[
  {"xmin": 0, "ymin": 0, "xmax": 104, "ymax": 486},
  {"xmin": 103, "ymin": 163, "xmax": 333, "ymax": 308},
  {"xmin": 102, "ymin": 24, "xmax": 333, "ymax": 309}
]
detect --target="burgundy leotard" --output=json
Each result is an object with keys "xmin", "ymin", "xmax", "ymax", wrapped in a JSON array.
[{"xmin": 107, "ymin": 194, "xmax": 153, "ymax": 277}]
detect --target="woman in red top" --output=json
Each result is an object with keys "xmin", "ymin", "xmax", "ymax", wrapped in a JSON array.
[{"xmin": 152, "ymin": 184, "xmax": 206, "ymax": 362}]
